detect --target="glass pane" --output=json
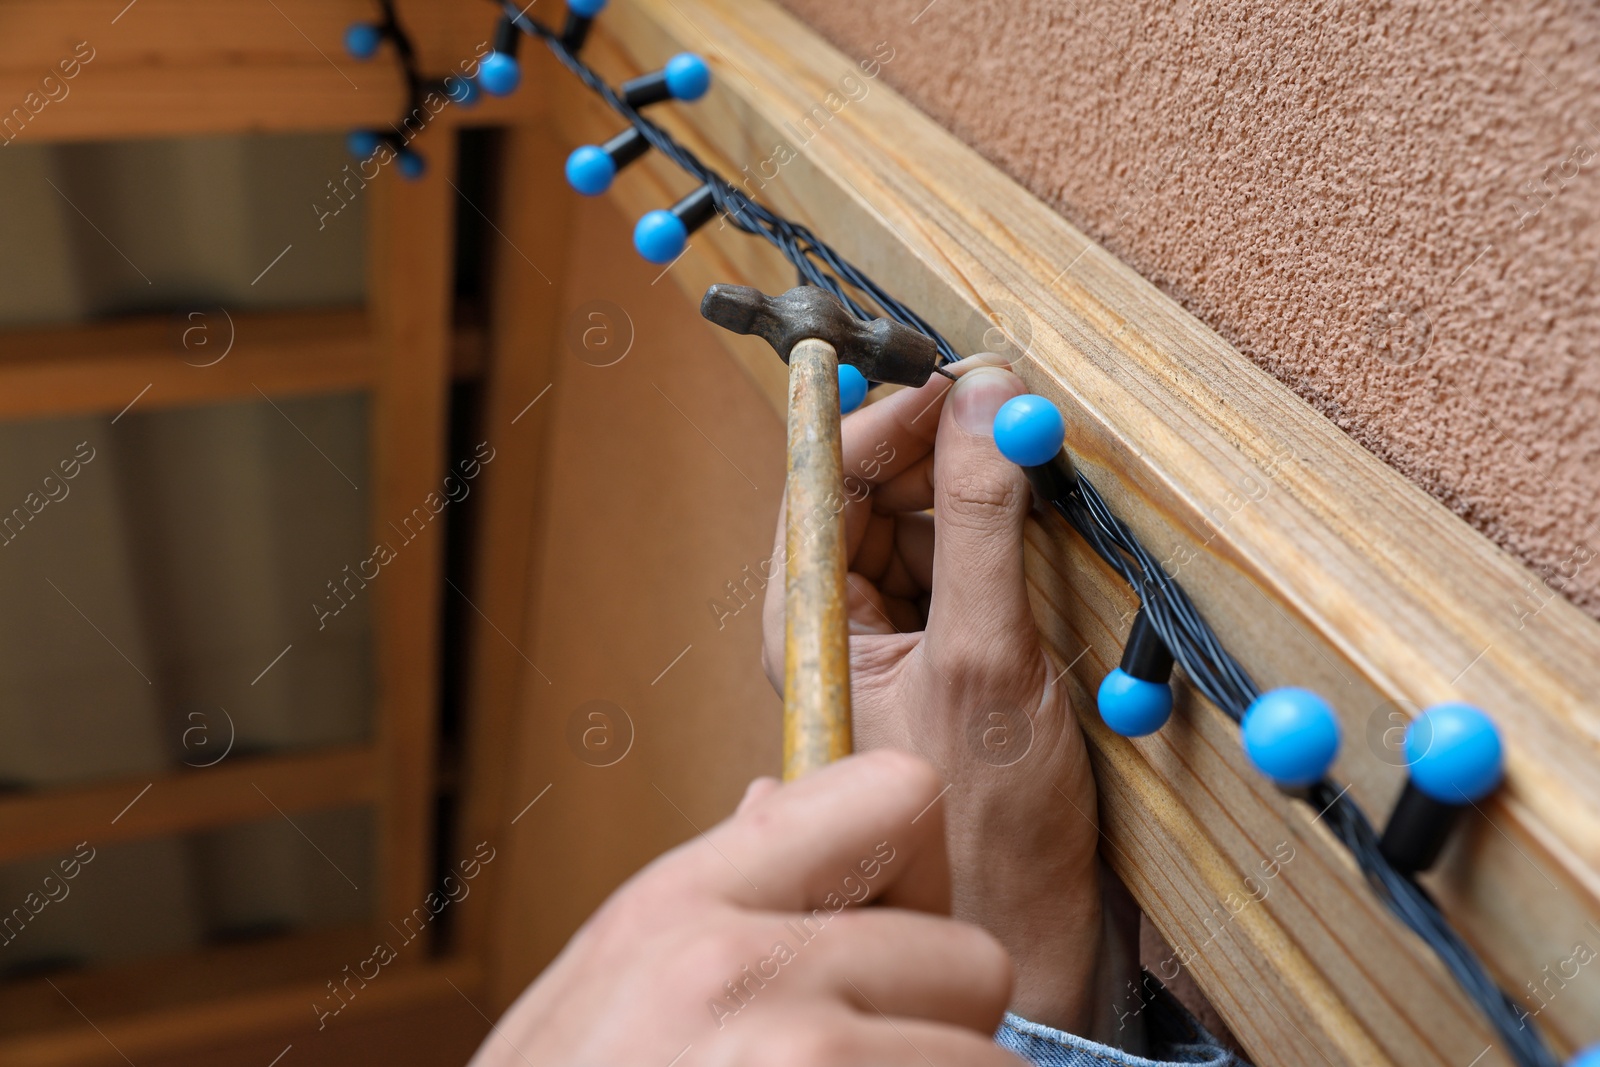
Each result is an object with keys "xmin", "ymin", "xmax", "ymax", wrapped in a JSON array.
[
  {"xmin": 0, "ymin": 392, "xmax": 372, "ymax": 788},
  {"xmin": 0, "ymin": 807, "xmax": 373, "ymax": 980},
  {"xmin": 0, "ymin": 132, "xmax": 365, "ymax": 328}
]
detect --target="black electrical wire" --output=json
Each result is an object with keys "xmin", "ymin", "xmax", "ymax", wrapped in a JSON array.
[
  {"xmin": 373, "ymin": 6, "xmax": 1560, "ymax": 1063},
  {"xmin": 376, "ymin": 0, "xmax": 426, "ymax": 136},
  {"xmin": 499, "ymin": 2, "xmax": 961, "ymax": 367},
  {"xmin": 1040, "ymin": 469, "xmax": 1558, "ymax": 1067}
]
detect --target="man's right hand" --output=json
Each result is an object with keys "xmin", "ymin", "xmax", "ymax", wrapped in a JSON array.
[{"xmin": 473, "ymin": 751, "xmax": 1022, "ymax": 1066}]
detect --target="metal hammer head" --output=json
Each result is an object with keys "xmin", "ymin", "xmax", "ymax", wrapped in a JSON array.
[{"xmin": 700, "ymin": 284, "xmax": 941, "ymax": 388}]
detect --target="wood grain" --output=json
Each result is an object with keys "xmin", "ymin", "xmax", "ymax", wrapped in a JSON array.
[
  {"xmin": 566, "ymin": 1, "xmax": 1600, "ymax": 1061},
  {"xmin": 782, "ymin": 338, "xmax": 852, "ymax": 779}
]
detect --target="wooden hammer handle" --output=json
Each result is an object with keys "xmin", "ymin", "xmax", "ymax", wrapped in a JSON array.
[{"xmin": 783, "ymin": 338, "xmax": 853, "ymax": 780}]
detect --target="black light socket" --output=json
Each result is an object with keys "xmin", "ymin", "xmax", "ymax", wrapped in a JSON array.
[
  {"xmin": 602, "ymin": 127, "xmax": 649, "ymax": 170},
  {"xmin": 492, "ymin": 15, "xmax": 520, "ymax": 56},
  {"xmin": 1379, "ymin": 781, "xmax": 1464, "ymax": 876},
  {"xmin": 1120, "ymin": 609, "xmax": 1174, "ymax": 684},
  {"xmin": 671, "ymin": 184, "xmax": 719, "ymax": 233}
]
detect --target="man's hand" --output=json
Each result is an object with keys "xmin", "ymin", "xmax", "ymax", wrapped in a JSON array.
[
  {"xmin": 762, "ymin": 358, "xmax": 1135, "ymax": 1040},
  {"xmin": 473, "ymin": 752, "xmax": 1022, "ymax": 1067}
]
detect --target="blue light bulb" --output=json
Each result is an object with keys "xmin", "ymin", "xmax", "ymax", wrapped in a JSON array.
[
  {"xmin": 478, "ymin": 52, "xmax": 521, "ymax": 97},
  {"xmin": 344, "ymin": 23, "xmax": 382, "ymax": 60},
  {"xmin": 634, "ymin": 210, "xmax": 687, "ymax": 263},
  {"xmin": 569, "ymin": 0, "xmax": 609, "ymax": 14},
  {"xmin": 446, "ymin": 75, "xmax": 481, "ymax": 108},
  {"xmin": 839, "ymin": 364, "xmax": 869, "ymax": 413},
  {"xmin": 1566, "ymin": 1044, "xmax": 1600, "ymax": 1067},
  {"xmin": 993, "ymin": 394, "xmax": 1065, "ymax": 467},
  {"xmin": 566, "ymin": 145, "xmax": 617, "ymax": 196},
  {"xmin": 1097, "ymin": 668, "xmax": 1172, "ymax": 737},
  {"xmin": 347, "ymin": 131, "xmax": 383, "ymax": 160},
  {"xmin": 1406, "ymin": 703, "xmax": 1504, "ymax": 803},
  {"xmin": 396, "ymin": 150, "xmax": 427, "ymax": 181},
  {"xmin": 664, "ymin": 53, "xmax": 712, "ymax": 101},
  {"xmin": 1241, "ymin": 688, "xmax": 1342, "ymax": 787}
]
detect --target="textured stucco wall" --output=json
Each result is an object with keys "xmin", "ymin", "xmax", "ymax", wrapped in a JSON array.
[{"xmin": 777, "ymin": 0, "xmax": 1600, "ymax": 617}]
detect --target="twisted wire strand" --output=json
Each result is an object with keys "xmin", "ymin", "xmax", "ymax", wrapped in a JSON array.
[
  {"xmin": 502, "ymin": 2, "xmax": 960, "ymax": 366},
  {"xmin": 1042, "ymin": 471, "xmax": 1556, "ymax": 1067},
  {"xmin": 384, "ymin": 6, "xmax": 1556, "ymax": 1064}
]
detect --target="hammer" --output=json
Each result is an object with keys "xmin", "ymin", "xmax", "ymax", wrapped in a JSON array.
[{"xmin": 701, "ymin": 284, "xmax": 947, "ymax": 779}]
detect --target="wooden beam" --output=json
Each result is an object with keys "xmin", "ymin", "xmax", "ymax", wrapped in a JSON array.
[
  {"xmin": 449, "ymin": 114, "xmax": 576, "ymax": 1007},
  {"xmin": 367, "ymin": 128, "xmax": 456, "ymax": 934},
  {"xmin": 0, "ymin": 309, "xmax": 483, "ymax": 420},
  {"xmin": 0, "ymin": 0, "xmax": 542, "ymax": 143},
  {"xmin": 0, "ymin": 309, "xmax": 372, "ymax": 421},
  {"xmin": 0, "ymin": 957, "xmax": 481, "ymax": 1067},
  {"xmin": 0, "ymin": 923, "xmax": 375, "ymax": 1041},
  {"xmin": 562, "ymin": 3, "xmax": 1600, "ymax": 1063},
  {"xmin": 0, "ymin": 745, "xmax": 375, "ymax": 864}
]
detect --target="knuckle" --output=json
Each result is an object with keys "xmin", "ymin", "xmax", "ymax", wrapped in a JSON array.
[
  {"xmin": 672, "ymin": 923, "xmax": 758, "ymax": 989},
  {"xmin": 938, "ymin": 470, "xmax": 1023, "ymax": 529}
]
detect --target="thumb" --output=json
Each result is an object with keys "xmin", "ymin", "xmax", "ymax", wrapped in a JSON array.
[{"xmin": 925, "ymin": 366, "xmax": 1036, "ymax": 676}]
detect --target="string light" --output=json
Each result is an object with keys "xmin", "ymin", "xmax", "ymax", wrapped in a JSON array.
[{"xmin": 350, "ymin": 3, "xmax": 1573, "ymax": 1062}]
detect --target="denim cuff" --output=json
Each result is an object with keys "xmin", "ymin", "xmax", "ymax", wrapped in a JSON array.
[{"xmin": 996, "ymin": 975, "xmax": 1243, "ymax": 1067}]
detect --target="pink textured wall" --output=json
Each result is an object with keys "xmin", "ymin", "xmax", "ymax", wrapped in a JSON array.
[{"xmin": 778, "ymin": 0, "xmax": 1600, "ymax": 617}]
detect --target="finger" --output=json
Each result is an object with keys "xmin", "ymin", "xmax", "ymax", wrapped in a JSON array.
[
  {"xmin": 736, "ymin": 776, "xmax": 781, "ymax": 815},
  {"xmin": 840, "ymin": 354, "xmax": 1011, "ymax": 499},
  {"xmin": 846, "ymin": 574, "xmax": 898, "ymax": 635},
  {"xmin": 852, "ymin": 512, "xmax": 897, "ymax": 584},
  {"xmin": 890, "ymin": 512, "xmax": 935, "ymax": 595},
  {"xmin": 738, "ymin": 1013, "xmax": 1024, "ymax": 1067},
  {"xmin": 760, "ymin": 494, "xmax": 787, "ymax": 688},
  {"xmin": 763, "ymin": 357, "xmax": 1002, "ymax": 681},
  {"xmin": 840, "ymin": 374, "xmax": 948, "ymax": 492},
  {"xmin": 803, "ymin": 910, "xmax": 1012, "ymax": 1032},
  {"xmin": 669, "ymin": 750, "xmax": 952, "ymax": 917},
  {"xmin": 871, "ymin": 453, "xmax": 935, "ymax": 515},
  {"xmin": 840, "ymin": 355, "xmax": 1011, "ymax": 562},
  {"xmin": 924, "ymin": 367, "xmax": 1039, "ymax": 680}
]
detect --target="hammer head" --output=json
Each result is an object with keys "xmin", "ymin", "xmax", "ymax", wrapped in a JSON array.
[{"xmin": 700, "ymin": 284, "xmax": 941, "ymax": 388}]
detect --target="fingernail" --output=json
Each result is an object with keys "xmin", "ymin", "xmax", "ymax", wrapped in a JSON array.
[
  {"xmin": 946, "ymin": 351, "xmax": 1013, "ymax": 375},
  {"xmin": 951, "ymin": 367, "xmax": 1023, "ymax": 435}
]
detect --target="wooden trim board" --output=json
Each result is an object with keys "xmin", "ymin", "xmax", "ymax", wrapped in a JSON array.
[
  {"xmin": 0, "ymin": 957, "xmax": 481, "ymax": 1067},
  {"xmin": 367, "ymin": 132, "xmax": 457, "ymax": 930},
  {"xmin": 0, "ymin": 309, "xmax": 486, "ymax": 422},
  {"xmin": 0, "ymin": 309, "xmax": 372, "ymax": 420},
  {"xmin": 450, "ymin": 115, "xmax": 576, "ymax": 988},
  {"xmin": 0, "ymin": 0, "xmax": 542, "ymax": 142},
  {"xmin": 549, "ymin": 2, "xmax": 1600, "ymax": 1062},
  {"xmin": 0, "ymin": 745, "xmax": 376, "ymax": 864}
]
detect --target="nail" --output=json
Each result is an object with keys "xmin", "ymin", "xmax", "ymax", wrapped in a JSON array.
[{"xmin": 951, "ymin": 367, "xmax": 1024, "ymax": 435}]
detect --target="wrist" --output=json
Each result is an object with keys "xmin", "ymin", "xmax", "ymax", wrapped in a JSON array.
[
  {"xmin": 971, "ymin": 863, "xmax": 1100, "ymax": 1033},
  {"xmin": 989, "ymin": 860, "xmax": 1145, "ymax": 1052}
]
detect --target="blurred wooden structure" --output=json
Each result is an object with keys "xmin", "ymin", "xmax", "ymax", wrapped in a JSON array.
[{"xmin": 1, "ymin": 0, "xmax": 1597, "ymax": 1065}]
